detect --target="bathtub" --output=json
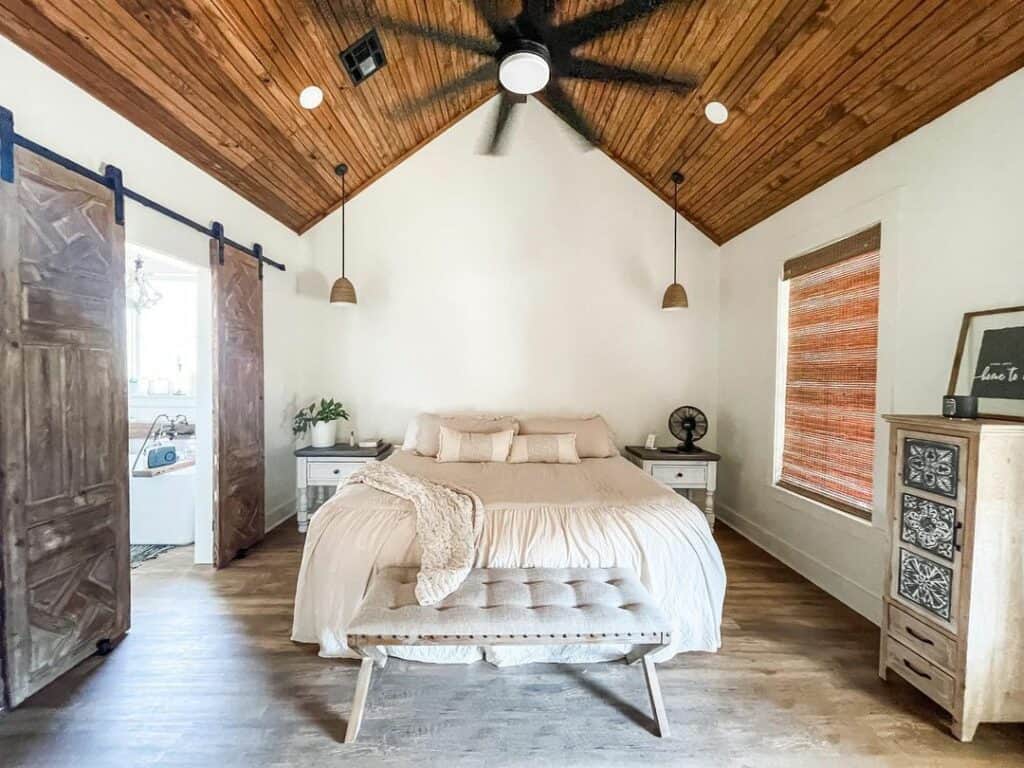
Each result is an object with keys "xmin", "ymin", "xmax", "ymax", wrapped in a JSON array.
[{"xmin": 128, "ymin": 442, "xmax": 197, "ymax": 545}]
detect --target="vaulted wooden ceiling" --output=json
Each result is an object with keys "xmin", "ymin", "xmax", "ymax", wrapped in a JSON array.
[{"xmin": 3, "ymin": 1, "xmax": 1024, "ymax": 243}]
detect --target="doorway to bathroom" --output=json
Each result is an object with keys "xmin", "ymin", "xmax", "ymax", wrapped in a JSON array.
[{"xmin": 125, "ymin": 246, "xmax": 215, "ymax": 566}]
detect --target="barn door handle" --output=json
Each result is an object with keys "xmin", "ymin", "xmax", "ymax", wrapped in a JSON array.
[
  {"xmin": 903, "ymin": 659, "xmax": 932, "ymax": 680},
  {"xmin": 906, "ymin": 627, "xmax": 934, "ymax": 646}
]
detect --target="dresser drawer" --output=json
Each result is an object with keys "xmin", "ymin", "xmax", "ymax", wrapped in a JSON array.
[
  {"xmin": 887, "ymin": 638, "xmax": 955, "ymax": 711},
  {"xmin": 307, "ymin": 460, "xmax": 364, "ymax": 485},
  {"xmin": 888, "ymin": 603, "xmax": 957, "ymax": 671},
  {"xmin": 652, "ymin": 463, "xmax": 707, "ymax": 487}
]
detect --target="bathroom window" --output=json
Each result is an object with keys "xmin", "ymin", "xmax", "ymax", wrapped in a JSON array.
[{"xmin": 126, "ymin": 251, "xmax": 198, "ymax": 397}]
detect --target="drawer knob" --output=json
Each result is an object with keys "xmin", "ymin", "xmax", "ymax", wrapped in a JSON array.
[
  {"xmin": 903, "ymin": 659, "xmax": 932, "ymax": 680},
  {"xmin": 333, "ymin": 468, "xmax": 340, "ymax": 475},
  {"xmin": 676, "ymin": 472, "xmax": 684, "ymax": 478},
  {"xmin": 906, "ymin": 626, "xmax": 934, "ymax": 646}
]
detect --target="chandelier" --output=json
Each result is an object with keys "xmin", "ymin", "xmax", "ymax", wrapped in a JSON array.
[{"xmin": 127, "ymin": 256, "xmax": 162, "ymax": 311}]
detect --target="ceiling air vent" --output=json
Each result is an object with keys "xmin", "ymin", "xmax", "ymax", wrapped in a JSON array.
[{"xmin": 340, "ymin": 29, "xmax": 387, "ymax": 86}]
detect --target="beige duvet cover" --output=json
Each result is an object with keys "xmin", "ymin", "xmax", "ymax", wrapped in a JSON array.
[{"xmin": 291, "ymin": 451, "xmax": 726, "ymax": 665}]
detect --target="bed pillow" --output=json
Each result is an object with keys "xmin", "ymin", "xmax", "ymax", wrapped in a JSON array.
[
  {"xmin": 402, "ymin": 413, "xmax": 519, "ymax": 457},
  {"xmin": 517, "ymin": 415, "xmax": 618, "ymax": 458},
  {"xmin": 436, "ymin": 426, "xmax": 515, "ymax": 463},
  {"xmin": 507, "ymin": 433, "xmax": 580, "ymax": 464}
]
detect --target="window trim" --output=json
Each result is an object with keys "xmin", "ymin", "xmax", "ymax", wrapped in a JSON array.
[{"xmin": 774, "ymin": 225, "xmax": 881, "ymax": 522}]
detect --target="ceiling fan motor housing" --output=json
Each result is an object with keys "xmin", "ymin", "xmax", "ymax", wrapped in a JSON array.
[{"xmin": 498, "ymin": 40, "xmax": 552, "ymax": 94}]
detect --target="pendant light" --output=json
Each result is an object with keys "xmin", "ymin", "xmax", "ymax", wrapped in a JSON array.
[
  {"xmin": 330, "ymin": 163, "xmax": 357, "ymax": 305},
  {"xmin": 661, "ymin": 171, "xmax": 688, "ymax": 311}
]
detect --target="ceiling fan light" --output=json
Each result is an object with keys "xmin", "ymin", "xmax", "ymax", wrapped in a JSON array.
[
  {"xmin": 299, "ymin": 85, "xmax": 324, "ymax": 110},
  {"xmin": 499, "ymin": 51, "xmax": 550, "ymax": 95},
  {"xmin": 704, "ymin": 101, "xmax": 728, "ymax": 124},
  {"xmin": 330, "ymin": 276, "xmax": 357, "ymax": 305},
  {"xmin": 662, "ymin": 282, "xmax": 688, "ymax": 310}
]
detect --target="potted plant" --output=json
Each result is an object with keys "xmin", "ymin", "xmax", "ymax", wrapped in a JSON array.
[{"xmin": 293, "ymin": 398, "xmax": 350, "ymax": 448}]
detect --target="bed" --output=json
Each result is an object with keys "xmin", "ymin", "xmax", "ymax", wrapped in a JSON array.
[{"xmin": 291, "ymin": 445, "xmax": 726, "ymax": 666}]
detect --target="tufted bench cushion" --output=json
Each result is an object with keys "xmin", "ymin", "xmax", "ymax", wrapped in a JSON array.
[
  {"xmin": 343, "ymin": 566, "xmax": 672, "ymax": 742},
  {"xmin": 348, "ymin": 566, "xmax": 672, "ymax": 645}
]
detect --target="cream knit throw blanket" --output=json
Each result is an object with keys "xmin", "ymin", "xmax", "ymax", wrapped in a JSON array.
[{"xmin": 341, "ymin": 462, "xmax": 484, "ymax": 606}]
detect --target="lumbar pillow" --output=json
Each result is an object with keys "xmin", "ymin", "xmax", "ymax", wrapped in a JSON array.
[
  {"xmin": 516, "ymin": 415, "xmax": 618, "ymax": 458},
  {"xmin": 403, "ymin": 413, "xmax": 519, "ymax": 457},
  {"xmin": 507, "ymin": 433, "xmax": 580, "ymax": 464},
  {"xmin": 436, "ymin": 426, "xmax": 515, "ymax": 463}
]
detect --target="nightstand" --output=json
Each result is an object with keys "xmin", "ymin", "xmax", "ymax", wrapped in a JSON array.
[
  {"xmin": 625, "ymin": 446, "xmax": 721, "ymax": 530},
  {"xmin": 294, "ymin": 443, "xmax": 393, "ymax": 532}
]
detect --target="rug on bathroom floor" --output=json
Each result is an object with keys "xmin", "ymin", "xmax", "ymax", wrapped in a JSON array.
[{"xmin": 130, "ymin": 544, "xmax": 177, "ymax": 568}]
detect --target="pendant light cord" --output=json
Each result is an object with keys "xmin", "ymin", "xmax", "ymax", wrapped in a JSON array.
[
  {"xmin": 672, "ymin": 175, "xmax": 678, "ymax": 284},
  {"xmin": 341, "ymin": 172, "xmax": 346, "ymax": 279}
]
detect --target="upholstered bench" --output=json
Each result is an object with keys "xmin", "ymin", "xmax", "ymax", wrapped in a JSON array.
[{"xmin": 344, "ymin": 566, "xmax": 673, "ymax": 742}]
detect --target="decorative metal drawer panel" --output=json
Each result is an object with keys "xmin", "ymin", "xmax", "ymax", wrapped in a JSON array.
[
  {"xmin": 900, "ymin": 493, "xmax": 956, "ymax": 562},
  {"xmin": 898, "ymin": 548, "xmax": 953, "ymax": 621},
  {"xmin": 903, "ymin": 438, "xmax": 959, "ymax": 499}
]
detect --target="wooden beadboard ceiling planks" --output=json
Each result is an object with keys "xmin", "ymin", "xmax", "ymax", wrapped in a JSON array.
[{"xmin": 2, "ymin": 1, "xmax": 1023, "ymax": 243}]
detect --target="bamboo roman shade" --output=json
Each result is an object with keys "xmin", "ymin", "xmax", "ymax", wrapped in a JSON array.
[{"xmin": 779, "ymin": 225, "xmax": 881, "ymax": 518}]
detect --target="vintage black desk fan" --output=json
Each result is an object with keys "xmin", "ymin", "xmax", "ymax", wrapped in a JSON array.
[{"xmin": 668, "ymin": 406, "xmax": 708, "ymax": 453}]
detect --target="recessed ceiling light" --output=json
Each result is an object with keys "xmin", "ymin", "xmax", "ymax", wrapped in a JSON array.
[
  {"xmin": 299, "ymin": 86, "xmax": 324, "ymax": 110},
  {"xmin": 704, "ymin": 101, "xmax": 728, "ymax": 125}
]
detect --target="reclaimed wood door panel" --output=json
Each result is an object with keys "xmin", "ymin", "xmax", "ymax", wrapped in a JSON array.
[
  {"xmin": 0, "ymin": 147, "xmax": 129, "ymax": 708},
  {"xmin": 210, "ymin": 240, "xmax": 264, "ymax": 568}
]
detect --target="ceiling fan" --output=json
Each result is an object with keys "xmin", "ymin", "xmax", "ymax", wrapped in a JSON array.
[{"xmin": 368, "ymin": 0, "xmax": 698, "ymax": 154}]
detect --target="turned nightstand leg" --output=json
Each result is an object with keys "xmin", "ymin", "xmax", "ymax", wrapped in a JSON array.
[
  {"xmin": 705, "ymin": 462, "xmax": 718, "ymax": 530},
  {"xmin": 296, "ymin": 457, "xmax": 309, "ymax": 533}
]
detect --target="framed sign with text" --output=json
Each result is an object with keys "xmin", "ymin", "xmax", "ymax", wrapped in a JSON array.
[{"xmin": 948, "ymin": 305, "xmax": 1024, "ymax": 421}]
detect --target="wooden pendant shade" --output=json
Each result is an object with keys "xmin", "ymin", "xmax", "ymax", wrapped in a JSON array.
[
  {"xmin": 662, "ymin": 282, "xmax": 688, "ymax": 310},
  {"xmin": 330, "ymin": 276, "xmax": 357, "ymax": 304}
]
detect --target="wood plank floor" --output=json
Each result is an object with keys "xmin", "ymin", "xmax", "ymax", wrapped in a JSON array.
[{"xmin": 1, "ymin": 523, "xmax": 1021, "ymax": 767}]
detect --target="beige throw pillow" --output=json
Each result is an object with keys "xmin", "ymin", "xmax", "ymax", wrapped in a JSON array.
[
  {"xmin": 517, "ymin": 415, "xmax": 618, "ymax": 458},
  {"xmin": 508, "ymin": 434, "xmax": 580, "ymax": 464},
  {"xmin": 436, "ymin": 426, "xmax": 515, "ymax": 463},
  {"xmin": 403, "ymin": 413, "xmax": 520, "ymax": 457}
]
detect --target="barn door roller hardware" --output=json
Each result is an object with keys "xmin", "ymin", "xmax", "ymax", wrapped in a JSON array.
[{"xmin": 0, "ymin": 105, "xmax": 285, "ymax": 273}]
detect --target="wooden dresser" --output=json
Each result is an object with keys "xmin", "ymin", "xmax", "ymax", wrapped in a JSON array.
[{"xmin": 879, "ymin": 415, "xmax": 1024, "ymax": 741}]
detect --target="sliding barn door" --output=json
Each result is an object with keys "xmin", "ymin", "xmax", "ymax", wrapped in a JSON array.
[
  {"xmin": 210, "ymin": 240, "xmax": 265, "ymax": 568},
  {"xmin": 0, "ymin": 147, "xmax": 129, "ymax": 707}
]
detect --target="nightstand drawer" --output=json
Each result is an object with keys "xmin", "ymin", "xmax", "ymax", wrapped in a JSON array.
[
  {"xmin": 888, "ymin": 603, "xmax": 957, "ymax": 671},
  {"xmin": 652, "ymin": 463, "xmax": 707, "ymax": 487},
  {"xmin": 887, "ymin": 638, "xmax": 955, "ymax": 710},
  {"xmin": 307, "ymin": 460, "xmax": 363, "ymax": 485}
]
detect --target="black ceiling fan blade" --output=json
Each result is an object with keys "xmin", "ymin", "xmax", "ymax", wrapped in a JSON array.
[
  {"xmin": 377, "ymin": 16, "xmax": 500, "ymax": 57},
  {"xmin": 555, "ymin": 0, "xmax": 674, "ymax": 49},
  {"xmin": 483, "ymin": 90, "xmax": 525, "ymax": 155},
  {"xmin": 564, "ymin": 57, "xmax": 697, "ymax": 92},
  {"xmin": 471, "ymin": 0, "xmax": 513, "ymax": 39},
  {"xmin": 390, "ymin": 62, "xmax": 499, "ymax": 119},
  {"xmin": 543, "ymin": 79, "xmax": 598, "ymax": 147}
]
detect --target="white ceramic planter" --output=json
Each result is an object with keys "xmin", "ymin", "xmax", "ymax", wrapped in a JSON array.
[{"xmin": 311, "ymin": 420, "xmax": 337, "ymax": 448}]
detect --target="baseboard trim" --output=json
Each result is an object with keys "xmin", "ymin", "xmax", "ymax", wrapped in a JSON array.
[
  {"xmin": 265, "ymin": 498, "xmax": 296, "ymax": 534},
  {"xmin": 716, "ymin": 502, "xmax": 882, "ymax": 625}
]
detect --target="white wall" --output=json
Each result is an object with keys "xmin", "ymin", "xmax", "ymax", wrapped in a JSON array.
[
  {"xmin": 717, "ymin": 69, "xmax": 1024, "ymax": 622},
  {"xmin": 305, "ymin": 97, "xmax": 720, "ymax": 450},
  {"xmin": 1, "ymin": 38, "xmax": 334, "ymax": 557}
]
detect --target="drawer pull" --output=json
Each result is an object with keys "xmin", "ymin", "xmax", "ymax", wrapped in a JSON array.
[
  {"xmin": 676, "ymin": 472, "xmax": 684, "ymax": 478},
  {"xmin": 333, "ymin": 469, "xmax": 340, "ymax": 475},
  {"xmin": 906, "ymin": 626, "xmax": 934, "ymax": 646},
  {"xmin": 903, "ymin": 659, "xmax": 932, "ymax": 680},
  {"xmin": 954, "ymin": 521, "xmax": 963, "ymax": 552}
]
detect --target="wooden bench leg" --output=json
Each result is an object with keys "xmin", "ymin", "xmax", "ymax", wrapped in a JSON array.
[
  {"xmin": 345, "ymin": 658, "xmax": 375, "ymax": 744},
  {"xmin": 641, "ymin": 655, "xmax": 670, "ymax": 738}
]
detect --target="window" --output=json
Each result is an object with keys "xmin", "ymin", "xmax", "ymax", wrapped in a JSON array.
[
  {"xmin": 778, "ymin": 225, "xmax": 880, "ymax": 519},
  {"xmin": 125, "ymin": 251, "xmax": 198, "ymax": 397}
]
